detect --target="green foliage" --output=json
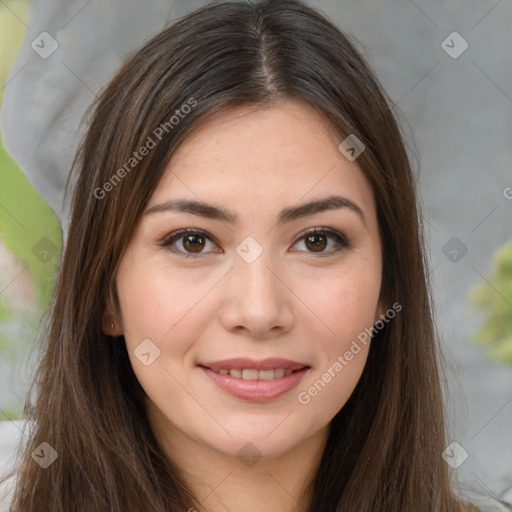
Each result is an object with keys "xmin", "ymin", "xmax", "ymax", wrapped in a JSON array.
[
  {"xmin": 469, "ymin": 240, "xmax": 512, "ymax": 366},
  {"xmin": 0, "ymin": 406, "xmax": 20, "ymax": 422},
  {"xmin": 0, "ymin": 0, "xmax": 62, "ymax": 360},
  {"xmin": 0, "ymin": 138, "xmax": 62, "ymax": 307}
]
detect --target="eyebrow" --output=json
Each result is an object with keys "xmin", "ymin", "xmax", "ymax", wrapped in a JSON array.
[{"xmin": 144, "ymin": 194, "xmax": 366, "ymax": 227}]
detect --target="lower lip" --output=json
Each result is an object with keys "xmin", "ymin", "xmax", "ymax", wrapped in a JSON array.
[{"xmin": 200, "ymin": 366, "xmax": 309, "ymax": 402}]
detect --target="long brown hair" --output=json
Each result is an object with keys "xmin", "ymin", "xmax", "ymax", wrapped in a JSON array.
[{"xmin": 3, "ymin": 1, "xmax": 476, "ymax": 510}]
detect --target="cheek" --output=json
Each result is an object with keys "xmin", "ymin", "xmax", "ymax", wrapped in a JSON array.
[
  {"xmin": 294, "ymin": 257, "xmax": 381, "ymax": 416},
  {"xmin": 116, "ymin": 260, "xmax": 204, "ymax": 343},
  {"xmin": 115, "ymin": 264, "xmax": 204, "ymax": 415},
  {"xmin": 115, "ymin": 259, "xmax": 219, "ymax": 390},
  {"xmin": 298, "ymin": 257, "xmax": 382, "ymax": 342}
]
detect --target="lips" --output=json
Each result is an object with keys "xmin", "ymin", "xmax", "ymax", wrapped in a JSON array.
[
  {"xmin": 209, "ymin": 368, "xmax": 294, "ymax": 380},
  {"xmin": 198, "ymin": 357, "xmax": 308, "ymax": 372},
  {"xmin": 198, "ymin": 358, "xmax": 310, "ymax": 401}
]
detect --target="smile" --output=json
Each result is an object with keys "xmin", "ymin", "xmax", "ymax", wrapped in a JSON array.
[
  {"xmin": 208, "ymin": 368, "xmax": 296, "ymax": 379},
  {"xmin": 197, "ymin": 358, "xmax": 310, "ymax": 402}
]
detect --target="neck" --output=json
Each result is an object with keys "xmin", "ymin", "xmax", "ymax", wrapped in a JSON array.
[{"xmin": 151, "ymin": 415, "xmax": 329, "ymax": 512}]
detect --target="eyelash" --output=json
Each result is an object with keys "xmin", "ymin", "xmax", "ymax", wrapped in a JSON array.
[{"xmin": 158, "ymin": 227, "xmax": 350, "ymax": 258}]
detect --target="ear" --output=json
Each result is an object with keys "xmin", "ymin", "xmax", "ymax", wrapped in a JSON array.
[{"xmin": 101, "ymin": 292, "xmax": 123, "ymax": 337}]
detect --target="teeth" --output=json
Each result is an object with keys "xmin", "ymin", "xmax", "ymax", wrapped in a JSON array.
[
  {"xmin": 210, "ymin": 368, "xmax": 300, "ymax": 380},
  {"xmin": 242, "ymin": 369, "xmax": 259, "ymax": 380},
  {"xmin": 257, "ymin": 369, "xmax": 275, "ymax": 381}
]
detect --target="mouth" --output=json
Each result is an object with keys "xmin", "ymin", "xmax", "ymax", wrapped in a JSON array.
[
  {"xmin": 198, "ymin": 357, "xmax": 309, "ymax": 378},
  {"xmin": 199, "ymin": 367, "xmax": 306, "ymax": 380},
  {"xmin": 197, "ymin": 358, "xmax": 310, "ymax": 402}
]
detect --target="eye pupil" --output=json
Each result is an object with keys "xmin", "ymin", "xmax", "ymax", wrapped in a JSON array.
[
  {"xmin": 306, "ymin": 234, "xmax": 327, "ymax": 252},
  {"xmin": 183, "ymin": 234, "xmax": 205, "ymax": 252},
  {"xmin": 163, "ymin": 229, "xmax": 346, "ymax": 257}
]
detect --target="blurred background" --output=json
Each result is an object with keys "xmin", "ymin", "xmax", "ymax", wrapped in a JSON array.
[{"xmin": 0, "ymin": 0, "xmax": 511, "ymax": 507}]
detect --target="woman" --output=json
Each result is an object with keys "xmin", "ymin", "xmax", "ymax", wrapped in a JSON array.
[{"xmin": 0, "ymin": 0, "xmax": 488, "ymax": 510}]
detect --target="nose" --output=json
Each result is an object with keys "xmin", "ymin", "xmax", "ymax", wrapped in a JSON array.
[{"xmin": 219, "ymin": 250, "xmax": 295, "ymax": 339}]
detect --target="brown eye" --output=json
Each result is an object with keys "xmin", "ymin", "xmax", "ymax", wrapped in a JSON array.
[
  {"xmin": 160, "ymin": 227, "xmax": 349, "ymax": 258},
  {"xmin": 304, "ymin": 233, "xmax": 328, "ymax": 252},
  {"xmin": 182, "ymin": 233, "xmax": 206, "ymax": 253},
  {"xmin": 160, "ymin": 229, "xmax": 219, "ymax": 257},
  {"xmin": 292, "ymin": 228, "xmax": 350, "ymax": 255}
]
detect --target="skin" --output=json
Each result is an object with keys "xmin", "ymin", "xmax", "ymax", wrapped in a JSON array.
[{"xmin": 104, "ymin": 99, "xmax": 385, "ymax": 512}]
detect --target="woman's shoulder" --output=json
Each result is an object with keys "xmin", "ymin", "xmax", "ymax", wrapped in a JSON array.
[
  {"xmin": 0, "ymin": 419, "xmax": 33, "ymax": 511},
  {"xmin": 0, "ymin": 474, "xmax": 17, "ymax": 511}
]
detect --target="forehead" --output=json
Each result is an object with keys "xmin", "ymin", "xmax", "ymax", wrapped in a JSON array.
[{"xmin": 149, "ymin": 99, "xmax": 375, "ymax": 219}]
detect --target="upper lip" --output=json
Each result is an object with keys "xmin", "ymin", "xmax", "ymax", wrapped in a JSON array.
[{"xmin": 198, "ymin": 358, "xmax": 309, "ymax": 371}]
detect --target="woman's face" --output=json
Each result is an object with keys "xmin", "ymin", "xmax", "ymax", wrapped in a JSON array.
[{"xmin": 111, "ymin": 99, "xmax": 384, "ymax": 461}]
